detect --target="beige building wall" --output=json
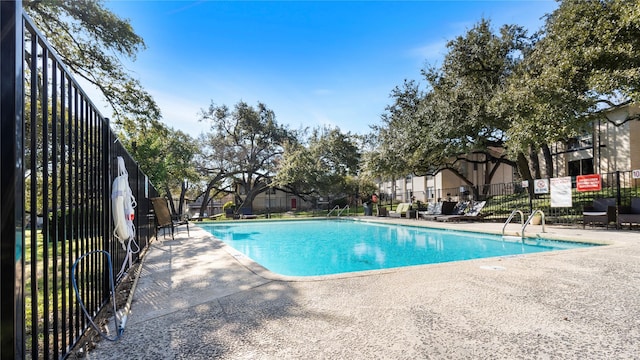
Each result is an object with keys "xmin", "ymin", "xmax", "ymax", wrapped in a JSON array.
[
  {"xmin": 411, "ymin": 176, "xmax": 427, "ymax": 202},
  {"xmin": 595, "ymin": 103, "xmax": 638, "ymax": 174},
  {"xmin": 598, "ymin": 107, "xmax": 631, "ymax": 173},
  {"xmin": 374, "ymin": 160, "xmax": 516, "ymax": 204},
  {"xmin": 250, "ymin": 188, "xmax": 313, "ymax": 211},
  {"xmin": 541, "ymin": 103, "xmax": 638, "ymax": 177},
  {"xmin": 631, "ymin": 119, "xmax": 640, "ymax": 171}
]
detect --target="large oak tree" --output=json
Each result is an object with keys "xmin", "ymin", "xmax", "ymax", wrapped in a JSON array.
[{"xmin": 199, "ymin": 101, "xmax": 295, "ymax": 213}]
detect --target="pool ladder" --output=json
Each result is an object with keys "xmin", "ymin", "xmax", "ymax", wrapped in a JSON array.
[
  {"xmin": 502, "ymin": 209, "xmax": 545, "ymax": 238},
  {"xmin": 327, "ymin": 204, "xmax": 350, "ymax": 217}
]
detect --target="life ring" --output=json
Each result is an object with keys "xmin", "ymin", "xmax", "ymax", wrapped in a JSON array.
[{"xmin": 112, "ymin": 156, "xmax": 136, "ymax": 243}]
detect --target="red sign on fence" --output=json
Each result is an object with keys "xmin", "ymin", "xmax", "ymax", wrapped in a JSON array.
[{"xmin": 576, "ymin": 174, "xmax": 602, "ymax": 192}]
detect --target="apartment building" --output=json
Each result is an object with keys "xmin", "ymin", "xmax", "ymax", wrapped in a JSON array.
[{"xmin": 376, "ymin": 103, "xmax": 640, "ymax": 203}]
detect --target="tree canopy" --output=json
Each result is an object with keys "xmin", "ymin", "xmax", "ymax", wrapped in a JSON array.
[
  {"xmin": 374, "ymin": 0, "xmax": 640, "ymax": 189},
  {"xmin": 372, "ymin": 19, "xmax": 527, "ymax": 195},
  {"xmin": 275, "ymin": 126, "xmax": 361, "ymax": 203},
  {"xmin": 198, "ymin": 101, "xmax": 296, "ymax": 212},
  {"xmin": 24, "ymin": 0, "xmax": 161, "ymax": 124},
  {"xmin": 501, "ymin": 0, "xmax": 640, "ymax": 155}
]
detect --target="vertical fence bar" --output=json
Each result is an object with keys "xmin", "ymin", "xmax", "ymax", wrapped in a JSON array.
[
  {"xmin": 72, "ymin": 84, "xmax": 80, "ymax": 341},
  {"xmin": 0, "ymin": 1, "xmax": 24, "ymax": 359},
  {"xmin": 40, "ymin": 40, "xmax": 52, "ymax": 358},
  {"xmin": 60, "ymin": 68, "xmax": 68, "ymax": 354},
  {"xmin": 103, "ymin": 118, "xmax": 111, "ymax": 302},
  {"xmin": 79, "ymin": 97, "xmax": 87, "ymax": 322},
  {"xmin": 50, "ymin": 57, "xmax": 60, "ymax": 360},
  {"xmin": 616, "ymin": 171, "xmax": 621, "ymax": 206},
  {"xmin": 28, "ymin": 23, "xmax": 39, "ymax": 358},
  {"xmin": 65, "ymin": 75, "xmax": 76, "ymax": 345}
]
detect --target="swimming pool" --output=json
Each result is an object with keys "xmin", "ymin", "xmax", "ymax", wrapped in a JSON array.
[{"xmin": 201, "ymin": 219, "xmax": 596, "ymax": 277}]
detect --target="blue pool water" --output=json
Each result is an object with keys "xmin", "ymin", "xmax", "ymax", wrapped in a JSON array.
[{"xmin": 200, "ymin": 219, "xmax": 596, "ymax": 277}]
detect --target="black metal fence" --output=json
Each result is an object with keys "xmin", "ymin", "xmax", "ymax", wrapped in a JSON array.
[
  {"xmin": 438, "ymin": 171, "xmax": 640, "ymax": 225},
  {"xmin": 1, "ymin": 3, "xmax": 158, "ymax": 359}
]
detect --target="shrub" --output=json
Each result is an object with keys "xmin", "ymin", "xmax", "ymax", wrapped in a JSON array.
[{"xmin": 223, "ymin": 201, "xmax": 235, "ymax": 211}]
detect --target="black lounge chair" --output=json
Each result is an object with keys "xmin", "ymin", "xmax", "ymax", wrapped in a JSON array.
[
  {"xmin": 420, "ymin": 201, "xmax": 457, "ymax": 221},
  {"xmin": 239, "ymin": 207, "xmax": 258, "ymax": 219},
  {"xmin": 617, "ymin": 197, "xmax": 640, "ymax": 229},
  {"xmin": 436, "ymin": 201, "xmax": 487, "ymax": 222},
  {"xmin": 583, "ymin": 198, "xmax": 616, "ymax": 229}
]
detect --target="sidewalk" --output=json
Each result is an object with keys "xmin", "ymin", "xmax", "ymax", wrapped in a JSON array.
[{"xmin": 86, "ymin": 220, "xmax": 640, "ymax": 359}]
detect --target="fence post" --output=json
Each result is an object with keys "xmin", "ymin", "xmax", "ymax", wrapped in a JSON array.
[
  {"xmin": 616, "ymin": 171, "xmax": 621, "ymax": 206},
  {"xmin": 103, "ymin": 118, "xmax": 112, "ymax": 294},
  {"xmin": 0, "ymin": 1, "xmax": 25, "ymax": 359}
]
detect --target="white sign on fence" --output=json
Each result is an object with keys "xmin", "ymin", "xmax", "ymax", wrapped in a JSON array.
[
  {"xmin": 534, "ymin": 178, "xmax": 549, "ymax": 194},
  {"xmin": 551, "ymin": 176, "xmax": 572, "ymax": 207},
  {"xmin": 633, "ymin": 169, "xmax": 640, "ymax": 179}
]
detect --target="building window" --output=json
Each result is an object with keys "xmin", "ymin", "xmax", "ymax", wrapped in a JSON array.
[
  {"xmin": 426, "ymin": 187, "xmax": 434, "ymax": 200},
  {"xmin": 567, "ymin": 135, "xmax": 593, "ymax": 150},
  {"xmin": 568, "ymin": 158, "xmax": 594, "ymax": 177}
]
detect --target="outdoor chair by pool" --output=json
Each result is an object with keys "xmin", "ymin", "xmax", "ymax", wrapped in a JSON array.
[
  {"xmin": 151, "ymin": 197, "xmax": 190, "ymax": 240},
  {"xmin": 617, "ymin": 197, "xmax": 640, "ymax": 229},
  {"xmin": 420, "ymin": 201, "xmax": 457, "ymax": 221},
  {"xmin": 436, "ymin": 201, "xmax": 487, "ymax": 222},
  {"xmin": 377, "ymin": 206, "xmax": 388, "ymax": 217},
  {"xmin": 239, "ymin": 207, "xmax": 258, "ymax": 219},
  {"xmin": 582, "ymin": 197, "xmax": 616, "ymax": 229},
  {"xmin": 389, "ymin": 203, "xmax": 412, "ymax": 218},
  {"xmin": 417, "ymin": 202, "xmax": 436, "ymax": 220}
]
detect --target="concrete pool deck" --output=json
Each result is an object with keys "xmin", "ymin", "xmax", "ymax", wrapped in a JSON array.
[{"xmin": 86, "ymin": 219, "xmax": 640, "ymax": 359}]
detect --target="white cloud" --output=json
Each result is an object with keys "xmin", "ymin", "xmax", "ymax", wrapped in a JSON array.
[
  {"xmin": 408, "ymin": 40, "xmax": 447, "ymax": 63},
  {"xmin": 151, "ymin": 90, "xmax": 209, "ymax": 138},
  {"xmin": 313, "ymin": 88, "xmax": 332, "ymax": 96}
]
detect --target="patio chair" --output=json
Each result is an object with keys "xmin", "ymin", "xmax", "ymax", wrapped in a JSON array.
[
  {"xmin": 389, "ymin": 203, "xmax": 411, "ymax": 218},
  {"xmin": 420, "ymin": 201, "xmax": 457, "ymax": 221},
  {"xmin": 151, "ymin": 197, "xmax": 190, "ymax": 240},
  {"xmin": 436, "ymin": 201, "xmax": 487, "ymax": 222},
  {"xmin": 617, "ymin": 197, "xmax": 640, "ymax": 230},
  {"xmin": 417, "ymin": 202, "xmax": 437, "ymax": 220},
  {"xmin": 239, "ymin": 207, "xmax": 258, "ymax": 219},
  {"xmin": 376, "ymin": 205, "xmax": 388, "ymax": 217},
  {"xmin": 582, "ymin": 197, "xmax": 616, "ymax": 229}
]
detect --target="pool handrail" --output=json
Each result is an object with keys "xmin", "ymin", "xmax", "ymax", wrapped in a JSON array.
[
  {"xmin": 327, "ymin": 204, "xmax": 350, "ymax": 217},
  {"xmin": 521, "ymin": 210, "xmax": 545, "ymax": 237},
  {"xmin": 502, "ymin": 209, "xmax": 525, "ymax": 237},
  {"xmin": 337, "ymin": 205, "xmax": 350, "ymax": 217}
]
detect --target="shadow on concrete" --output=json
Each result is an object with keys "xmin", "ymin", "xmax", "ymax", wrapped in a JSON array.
[{"xmin": 85, "ymin": 227, "xmax": 332, "ymax": 359}]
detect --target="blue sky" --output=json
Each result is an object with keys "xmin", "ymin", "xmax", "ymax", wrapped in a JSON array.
[{"xmin": 103, "ymin": 0, "xmax": 558, "ymax": 138}]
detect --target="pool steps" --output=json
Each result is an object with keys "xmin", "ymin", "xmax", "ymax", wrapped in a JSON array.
[{"xmin": 502, "ymin": 209, "xmax": 546, "ymax": 239}]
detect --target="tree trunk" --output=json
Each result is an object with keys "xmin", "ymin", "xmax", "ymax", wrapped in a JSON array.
[
  {"xmin": 178, "ymin": 180, "xmax": 187, "ymax": 215},
  {"xmin": 199, "ymin": 189, "xmax": 211, "ymax": 218},
  {"xmin": 529, "ymin": 145, "xmax": 541, "ymax": 179},
  {"xmin": 516, "ymin": 152, "xmax": 533, "ymax": 181},
  {"xmin": 541, "ymin": 144, "xmax": 553, "ymax": 178},
  {"xmin": 516, "ymin": 151, "xmax": 534, "ymax": 197},
  {"xmin": 164, "ymin": 185, "xmax": 176, "ymax": 215},
  {"xmin": 482, "ymin": 159, "xmax": 501, "ymax": 198},
  {"xmin": 199, "ymin": 172, "xmax": 226, "ymax": 217}
]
